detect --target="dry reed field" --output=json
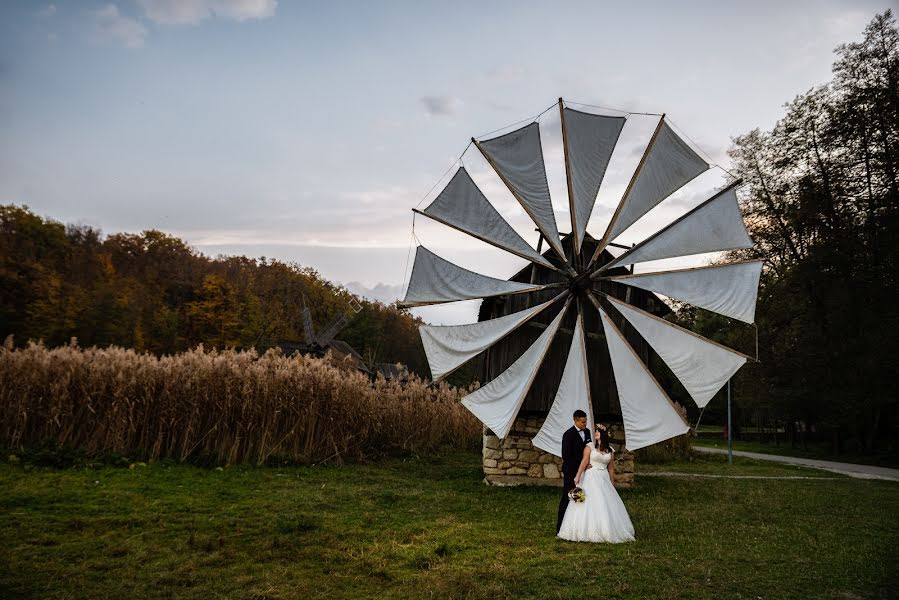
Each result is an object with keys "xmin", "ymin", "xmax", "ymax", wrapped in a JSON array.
[{"xmin": 0, "ymin": 337, "xmax": 482, "ymax": 465}]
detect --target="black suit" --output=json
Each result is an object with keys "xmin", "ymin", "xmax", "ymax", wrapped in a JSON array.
[{"xmin": 557, "ymin": 425, "xmax": 591, "ymax": 533}]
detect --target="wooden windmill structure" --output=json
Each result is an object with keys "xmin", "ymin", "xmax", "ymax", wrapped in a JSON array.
[{"xmin": 399, "ymin": 99, "xmax": 761, "ymax": 483}]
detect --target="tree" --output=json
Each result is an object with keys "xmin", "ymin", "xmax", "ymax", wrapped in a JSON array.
[{"xmin": 714, "ymin": 10, "xmax": 899, "ymax": 453}]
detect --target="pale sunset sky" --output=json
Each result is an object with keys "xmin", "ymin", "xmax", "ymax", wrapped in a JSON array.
[{"xmin": 0, "ymin": 0, "xmax": 890, "ymax": 323}]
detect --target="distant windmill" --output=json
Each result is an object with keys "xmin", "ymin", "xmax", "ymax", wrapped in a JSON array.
[
  {"xmin": 268, "ymin": 295, "xmax": 365, "ymax": 367},
  {"xmin": 272, "ymin": 294, "xmax": 409, "ymax": 381}
]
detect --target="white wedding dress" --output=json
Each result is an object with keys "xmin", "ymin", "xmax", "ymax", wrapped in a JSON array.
[{"xmin": 557, "ymin": 444, "xmax": 635, "ymax": 543}]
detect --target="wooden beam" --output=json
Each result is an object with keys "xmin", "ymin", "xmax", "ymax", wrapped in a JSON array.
[
  {"xmin": 472, "ymin": 135, "xmax": 575, "ymax": 275},
  {"xmin": 588, "ymin": 114, "xmax": 666, "ymax": 270},
  {"xmin": 593, "ymin": 178, "xmax": 744, "ymax": 274},
  {"xmin": 559, "ymin": 98, "xmax": 580, "ymax": 258},
  {"xmin": 412, "ymin": 207, "xmax": 564, "ymax": 274}
]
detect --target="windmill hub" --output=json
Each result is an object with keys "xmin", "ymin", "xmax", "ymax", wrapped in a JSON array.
[{"xmin": 568, "ymin": 271, "xmax": 594, "ymax": 296}]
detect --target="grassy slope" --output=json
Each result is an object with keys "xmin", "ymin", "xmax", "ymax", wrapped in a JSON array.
[{"xmin": 1, "ymin": 451, "xmax": 897, "ymax": 600}]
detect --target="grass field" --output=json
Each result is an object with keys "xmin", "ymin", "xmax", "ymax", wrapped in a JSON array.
[{"xmin": 2, "ymin": 451, "xmax": 897, "ymax": 599}]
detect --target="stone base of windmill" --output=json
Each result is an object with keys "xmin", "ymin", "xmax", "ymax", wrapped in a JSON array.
[{"xmin": 482, "ymin": 417, "xmax": 635, "ymax": 488}]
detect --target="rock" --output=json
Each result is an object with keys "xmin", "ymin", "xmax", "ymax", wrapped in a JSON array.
[
  {"xmin": 538, "ymin": 454, "xmax": 556, "ymax": 464},
  {"xmin": 543, "ymin": 463, "xmax": 560, "ymax": 479},
  {"xmin": 498, "ymin": 461, "xmax": 512, "ymax": 469},
  {"xmin": 484, "ymin": 436, "xmax": 501, "ymax": 450},
  {"xmin": 527, "ymin": 464, "xmax": 543, "ymax": 478},
  {"xmin": 502, "ymin": 449, "xmax": 519, "ymax": 460},
  {"xmin": 517, "ymin": 450, "xmax": 539, "ymax": 462},
  {"xmin": 483, "ymin": 467, "xmax": 504, "ymax": 475},
  {"xmin": 483, "ymin": 448, "xmax": 502, "ymax": 460},
  {"xmin": 513, "ymin": 461, "xmax": 530, "ymax": 469},
  {"xmin": 614, "ymin": 473, "xmax": 635, "ymax": 486},
  {"xmin": 483, "ymin": 459, "xmax": 497, "ymax": 468},
  {"xmin": 506, "ymin": 467, "xmax": 527, "ymax": 475}
]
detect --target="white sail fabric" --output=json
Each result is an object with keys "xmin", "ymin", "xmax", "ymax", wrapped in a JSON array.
[
  {"xmin": 599, "ymin": 307, "xmax": 689, "ymax": 451},
  {"xmin": 401, "ymin": 246, "xmax": 545, "ymax": 307},
  {"xmin": 563, "ymin": 108, "xmax": 626, "ymax": 255},
  {"xmin": 607, "ymin": 121, "xmax": 708, "ymax": 241},
  {"xmin": 606, "ymin": 296, "xmax": 748, "ymax": 408},
  {"xmin": 462, "ymin": 302, "xmax": 569, "ymax": 440},
  {"xmin": 421, "ymin": 168, "xmax": 554, "ymax": 269},
  {"xmin": 478, "ymin": 123, "xmax": 565, "ymax": 259},
  {"xmin": 604, "ymin": 184, "xmax": 753, "ymax": 269},
  {"xmin": 531, "ymin": 308, "xmax": 594, "ymax": 457},
  {"xmin": 420, "ymin": 295, "xmax": 560, "ymax": 382},
  {"xmin": 609, "ymin": 260, "xmax": 763, "ymax": 324}
]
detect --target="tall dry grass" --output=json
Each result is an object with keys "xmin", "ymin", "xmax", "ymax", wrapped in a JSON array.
[{"xmin": 0, "ymin": 336, "xmax": 481, "ymax": 465}]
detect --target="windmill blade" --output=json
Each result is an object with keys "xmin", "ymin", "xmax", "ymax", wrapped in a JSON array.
[
  {"xmin": 598, "ymin": 305, "xmax": 689, "ymax": 451},
  {"xmin": 302, "ymin": 294, "xmax": 315, "ymax": 346},
  {"xmin": 560, "ymin": 104, "xmax": 626, "ymax": 257},
  {"xmin": 474, "ymin": 123, "xmax": 567, "ymax": 263},
  {"xmin": 415, "ymin": 167, "xmax": 556, "ymax": 270},
  {"xmin": 591, "ymin": 117, "xmax": 709, "ymax": 264},
  {"xmin": 461, "ymin": 300, "xmax": 571, "ymax": 440},
  {"xmin": 531, "ymin": 303, "xmax": 594, "ymax": 457},
  {"xmin": 399, "ymin": 246, "xmax": 550, "ymax": 308},
  {"xmin": 420, "ymin": 291, "xmax": 567, "ymax": 383},
  {"xmin": 605, "ymin": 260, "xmax": 763, "ymax": 324},
  {"xmin": 605, "ymin": 295, "xmax": 749, "ymax": 408},
  {"xmin": 600, "ymin": 180, "xmax": 752, "ymax": 271}
]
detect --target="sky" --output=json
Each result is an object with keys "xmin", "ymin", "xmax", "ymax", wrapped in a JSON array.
[{"xmin": 0, "ymin": 0, "xmax": 891, "ymax": 324}]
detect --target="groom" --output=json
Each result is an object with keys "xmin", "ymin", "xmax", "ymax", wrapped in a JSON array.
[{"xmin": 557, "ymin": 409, "xmax": 592, "ymax": 533}]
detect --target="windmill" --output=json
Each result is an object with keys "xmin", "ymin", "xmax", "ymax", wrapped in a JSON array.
[
  {"xmin": 267, "ymin": 295, "xmax": 366, "ymax": 369},
  {"xmin": 399, "ymin": 99, "xmax": 761, "ymax": 456}
]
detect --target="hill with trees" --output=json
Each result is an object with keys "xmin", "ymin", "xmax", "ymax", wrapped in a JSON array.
[{"xmin": 0, "ymin": 204, "xmax": 428, "ymax": 375}]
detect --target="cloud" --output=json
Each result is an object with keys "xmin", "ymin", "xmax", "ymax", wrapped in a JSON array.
[
  {"xmin": 36, "ymin": 4, "xmax": 56, "ymax": 18},
  {"xmin": 420, "ymin": 96, "xmax": 462, "ymax": 117},
  {"xmin": 342, "ymin": 185, "xmax": 416, "ymax": 206},
  {"xmin": 484, "ymin": 65, "xmax": 526, "ymax": 83},
  {"xmin": 822, "ymin": 10, "xmax": 870, "ymax": 38},
  {"xmin": 342, "ymin": 281, "xmax": 404, "ymax": 304},
  {"xmin": 93, "ymin": 4, "xmax": 148, "ymax": 49},
  {"xmin": 137, "ymin": 0, "xmax": 277, "ymax": 25}
]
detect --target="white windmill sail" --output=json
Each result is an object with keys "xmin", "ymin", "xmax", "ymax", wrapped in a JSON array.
[
  {"xmin": 532, "ymin": 306, "xmax": 594, "ymax": 457},
  {"xmin": 608, "ymin": 260, "xmax": 763, "ymax": 324},
  {"xmin": 598, "ymin": 307, "xmax": 689, "ymax": 451},
  {"xmin": 603, "ymin": 183, "xmax": 753, "ymax": 270},
  {"xmin": 606, "ymin": 120, "xmax": 709, "ymax": 242},
  {"xmin": 420, "ymin": 293, "xmax": 564, "ymax": 382},
  {"xmin": 418, "ymin": 168, "xmax": 554, "ymax": 269},
  {"xmin": 400, "ymin": 246, "xmax": 546, "ymax": 308},
  {"xmin": 562, "ymin": 108, "xmax": 626, "ymax": 255},
  {"xmin": 462, "ymin": 302, "xmax": 570, "ymax": 440},
  {"xmin": 476, "ymin": 123, "xmax": 566, "ymax": 260},
  {"xmin": 606, "ymin": 296, "xmax": 749, "ymax": 408}
]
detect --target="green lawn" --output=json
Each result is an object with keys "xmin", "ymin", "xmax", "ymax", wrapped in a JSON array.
[{"xmin": 1, "ymin": 451, "xmax": 897, "ymax": 599}]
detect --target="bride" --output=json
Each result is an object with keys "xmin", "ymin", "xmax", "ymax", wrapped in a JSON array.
[{"xmin": 557, "ymin": 424, "xmax": 635, "ymax": 543}]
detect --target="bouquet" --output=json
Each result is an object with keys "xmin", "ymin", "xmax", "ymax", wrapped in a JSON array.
[{"xmin": 568, "ymin": 487, "xmax": 586, "ymax": 503}]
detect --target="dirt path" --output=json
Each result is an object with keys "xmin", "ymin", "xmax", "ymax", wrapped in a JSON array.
[{"xmin": 693, "ymin": 446, "xmax": 899, "ymax": 482}]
